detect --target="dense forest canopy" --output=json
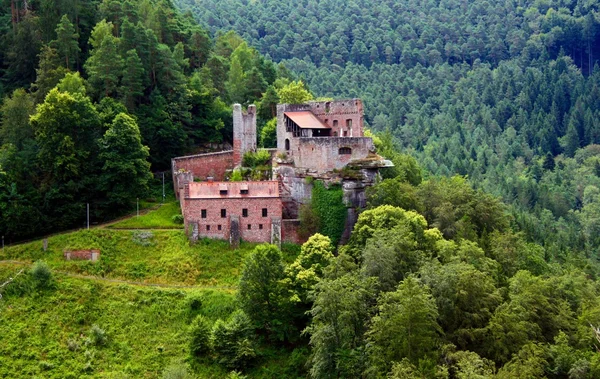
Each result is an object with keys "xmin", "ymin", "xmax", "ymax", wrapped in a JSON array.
[
  {"xmin": 0, "ymin": 0, "xmax": 295, "ymax": 240},
  {"xmin": 175, "ymin": 0, "xmax": 600, "ymax": 260},
  {"xmin": 3, "ymin": 0, "xmax": 600, "ymax": 378}
]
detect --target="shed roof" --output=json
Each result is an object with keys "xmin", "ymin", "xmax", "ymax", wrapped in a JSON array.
[
  {"xmin": 284, "ymin": 111, "xmax": 330, "ymax": 129},
  {"xmin": 187, "ymin": 181, "xmax": 280, "ymax": 199}
]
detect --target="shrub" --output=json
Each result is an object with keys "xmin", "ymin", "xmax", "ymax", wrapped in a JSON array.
[
  {"xmin": 31, "ymin": 261, "xmax": 53, "ymax": 289},
  {"xmin": 88, "ymin": 324, "xmax": 107, "ymax": 346},
  {"xmin": 131, "ymin": 230, "xmax": 154, "ymax": 246},
  {"xmin": 211, "ymin": 310, "xmax": 257, "ymax": 370},
  {"xmin": 172, "ymin": 214, "xmax": 184, "ymax": 224},
  {"xmin": 162, "ymin": 363, "xmax": 194, "ymax": 379},
  {"xmin": 189, "ymin": 315, "xmax": 212, "ymax": 357},
  {"xmin": 231, "ymin": 169, "xmax": 243, "ymax": 182}
]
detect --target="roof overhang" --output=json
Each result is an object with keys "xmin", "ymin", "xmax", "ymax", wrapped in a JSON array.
[{"xmin": 284, "ymin": 111, "xmax": 330, "ymax": 129}]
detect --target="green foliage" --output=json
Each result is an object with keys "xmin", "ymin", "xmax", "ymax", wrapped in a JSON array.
[
  {"xmin": 98, "ymin": 113, "xmax": 152, "ymax": 210},
  {"xmin": 242, "ymin": 149, "xmax": 271, "ymax": 168},
  {"xmin": 310, "ymin": 181, "xmax": 346, "ymax": 246},
  {"xmin": 88, "ymin": 324, "xmax": 108, "ymax": 346},
  {"xmin": 189, "ymin": 315, "xmax": 212, "ymax": 357},
  {"xmin": 367, "ymin": 276, "xmax": 441, "ymax": 371},
  {"xmin": 50, "ymin": 15, "xmax": 80, "ymax": 70},
  {"xmin": 259, "ymin": 118, "xmax": 277, "ymax": 148},
  {"xmin": 237, "ymin": 244, "xmax": 292, "ymax": 340},
  {"xmin": 211, "ymin": 310, "xmax": 257, "ymax": 370},
  {"xmin": 172, "ymin": 214, "xmax": 184, "ymax": 224},
  {"xmin": 109, "ymin": 202, "xmax": 183, "ymax": 229},
  {"xmin": 31, "ymin": 261, "xmax": 53, "ymax": 289},
  {"xmin": 276, "ymin": 80, "xmax": 313, "ymax": 104},
  {"xmin": 162, "ymin": 363, "xmax": 194, "ymax": 379}
]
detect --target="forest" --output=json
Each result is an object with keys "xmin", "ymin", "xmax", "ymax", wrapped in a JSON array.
[
  {"xmin": 2, "ymin": 0, "xmax": 600, "ymax": 377},
  {"xmin": 0, "ymin": 0, "xmax": 297, "ymax": 240}
]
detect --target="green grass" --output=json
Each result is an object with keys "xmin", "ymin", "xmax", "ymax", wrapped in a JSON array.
[
  {"xmin": 0, "ymin": 266, "xmax": 305, "ymax": 378},
  {"xmin": 108, "ymin": 202, "xmax": 183, "ymax": 229},
  {"xmin": 0, "ymin": 218, "xmax": 305, "ymax": 378},
  {"xmin": 0, "ymin": 229, "xmax": 270, "ymax": 287}
]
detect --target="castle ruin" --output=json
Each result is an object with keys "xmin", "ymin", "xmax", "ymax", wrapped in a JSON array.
[{"xmin": 172, "ymin": 99, "xmax": 392, "ymax": 246}]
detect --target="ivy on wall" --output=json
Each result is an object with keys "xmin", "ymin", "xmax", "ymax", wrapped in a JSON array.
[{"xmin": 311, "ymin": 181, "xmax": 347, "ymax": 246}]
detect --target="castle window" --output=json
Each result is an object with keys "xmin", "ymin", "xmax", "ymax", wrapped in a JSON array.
[
  {"xmin": 346, "ymin": 119, "xmax": 352, "ymax": 127},
  {"xmin": 262, "ymin": 208, "xmax": 268, "ymax": 217},
  {"xmin": 325, "ymin": 119, "xmax": 328, "ymax": 125},
  {"xmin": 242, "ymin": 208, "xmax": 248, "ymax": 217},
  {"xmin": 259, "ymin": 224, "xmax": 263, "ymax": 230},
  {"xmin": 240, "ymin": 183, "xmax": 249, "ymax": 194},
  {"xmin": 201, "ymin": 209, "xmax": 207, "ymax": 218},
  {"xmin": 220, "ymin": 189, "xmax": 228, "ymax": 195},
  {"xmin": 221, "ymin": 209, "xmax": 226, "ymax": 218},
  {"xmin": 240, "ymin": 189, "xmax": 248, "ymax": 194},
  {"xmin": 333, "ymin": 120, "xmax": 338, "ymax": 127},
  {"xmin": 285, "ymin": 139, "xmax": 290, "ymax": 151},
  {"xmin": 343, "ymin": 130, "xmax": 348, "ymax": 136},
  {"xmin": 333, "ymin": 132, "xmax": 338, "ymax": 136},
  {"xmin": 218, "ymin": 225, "xmax": 222, "ymax": 231},
  {"xmin": 248, "ymin": 224, "xmax": 252, "ymax": 230},
  {"xmin": 339, "ymin": 147, "xmax": 352, "ymax": 155},
  {"xmin": 326, "ymin": 102, "xmax": 331, "ymax": 112},
  {"xmin": 206, "ymin": 225, "xmax": 211, "ymax": 231}
]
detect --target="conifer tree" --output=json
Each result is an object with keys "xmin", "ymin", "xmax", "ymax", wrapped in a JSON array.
[
  {"xmin": 119, "ymin": 49, "xmax": 145, "ymax": 111},
  {"xmin": 50, "ymin": 15, "xmax": 80, "ymax": 70}
]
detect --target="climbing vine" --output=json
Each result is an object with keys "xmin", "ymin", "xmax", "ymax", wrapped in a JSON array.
[{"xmin": 311, "ymin": 181, "xmax": 347, "ymax": 246}]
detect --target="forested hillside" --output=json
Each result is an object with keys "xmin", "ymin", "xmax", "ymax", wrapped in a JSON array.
[
  {"xmin": 0, "ymin": 0, "xmax": 291, "ymax": 240},
  {"xmin": 177, "ymin": 0, "xmax": 600, "ymax": 258}
]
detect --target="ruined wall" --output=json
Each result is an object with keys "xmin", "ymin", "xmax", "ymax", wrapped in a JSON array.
[
  {"xmin": 295, "ymin": 137, "xmax": 374, "ymax": 171},
  {"xmin": 282, "ymin": 219, "xmax": 306, "ymax": 244},
  {"xmin": 182, "ymin": 197, "xmax": 282, "ymax": 243},
  {"xmin": 172, "ymin": 151, "xmax": 234, "ymax": 182},
  {"xmin": 233, "ymin": 104, "xmax": 257, "ymax": 166},
  {"xmin": 64, "ymin": 249, "xmax": 100, "ymax": 261}
]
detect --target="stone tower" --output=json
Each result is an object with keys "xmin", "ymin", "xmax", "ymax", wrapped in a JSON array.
[{"xmin": 233, "ymin": 104, "xmax": 257, "ymax": 167}]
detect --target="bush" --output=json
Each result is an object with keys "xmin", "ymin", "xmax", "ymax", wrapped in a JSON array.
[
  {"xmin": 88, "ymin": 324, "xmax": 107, "ymax": 346},
  {"xmin": 172, "ymin": 214, "xmax": 184, "ymax": 224},
  {"xmin": 162, "ymin": 363, "xmax": 194, "ymax": 379},
  {"xmin": 31, "ymin": 261, "xmax": 53, "ymax": 289},
  {"xmin": 132, "ymin": 230, "xmax": 154, "ymax": 246},
  {"xmin": 211, "ymin": 310, "xmax": 257, "ymax": 370},
  {"xmin": 189, "ymin": 315, "xmax": 212, "ymax": 357}
]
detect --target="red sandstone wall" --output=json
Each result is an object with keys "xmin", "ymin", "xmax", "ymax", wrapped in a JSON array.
[
  {"xmin": 183, "ymin": 197, "xmax": 282, "ymax": 243},
  {"xmin": 295, "ymin": 137, "xmax": 374, "ymax": 171},
  {"xmin": 282, "ymin": 219, "xmax": 306, "ymax": 244},
  {"xmin": 63, "ymin": 249, "xmax": 100, "ymax": 261},
  {"xmin": 172, "ymin": 151, "xmax": 234, "ymax": 181}
]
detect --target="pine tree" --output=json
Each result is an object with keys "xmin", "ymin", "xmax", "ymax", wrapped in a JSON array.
[
  {"xmin": 50, "ymin": 15, "xmax": 80, "ymax": 70},
  {"xmin": 85, "ymin": 30, "xmax": 123, "ymax": 99},
  {"xmin": 119, "ymin": 49, "xmax": 145, "ymax": 111}
]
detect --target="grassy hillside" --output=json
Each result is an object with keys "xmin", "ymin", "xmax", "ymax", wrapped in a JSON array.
[{"xmin": 0, "ymin": 204, "xmax": 303, "ymax": 378}]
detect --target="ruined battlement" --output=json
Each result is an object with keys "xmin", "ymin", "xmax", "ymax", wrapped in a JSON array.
[{"xmin": 233, "ymin": 104, "xmax": 257, "ymax": 166}]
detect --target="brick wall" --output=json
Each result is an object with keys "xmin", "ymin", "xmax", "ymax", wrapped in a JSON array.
[
  {"xmin": 282, "ymin": 219, "xmax": 306, "ymax": 244},
  {"xmin": 183, "ymin": 197, "xmax": 282, "ymax": 243},
  {"xmin": 295, "ymin": 137, "xmax": 374, "ymax": 171},
  {"xmin": 64, "ymin": 249, "xmax": 100, "ymax": 261},
  {"xmin": 172, "ymin": 151, "xmax": 234, "ymax": 181}
]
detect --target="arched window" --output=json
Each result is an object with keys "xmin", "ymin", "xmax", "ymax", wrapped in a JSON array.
[
  {"xmin": 285, "ymin": 139, "xmax": 290, "ymax": 151},
  {"xmin": 339, "ymin": 147, "xmax": 352, "ymax": 155}
]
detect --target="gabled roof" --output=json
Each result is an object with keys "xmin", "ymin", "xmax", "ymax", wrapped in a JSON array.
[{"xmin": 284, "ymin": 111, "xmax": 330, "ymax": 129}]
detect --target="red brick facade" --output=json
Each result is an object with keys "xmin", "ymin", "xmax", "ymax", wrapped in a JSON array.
[
  {"xmin": 182, "ymin": 181, "xmax": 282, "ymax": 244},
  {"xmin": 172, "ymin": 151, "xmax": 234, "ymax": 182}
]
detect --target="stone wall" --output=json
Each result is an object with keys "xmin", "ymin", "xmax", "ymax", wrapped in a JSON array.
[
  {"xmin": 233, "ymin": 104, "xmax": 257, "ymax": 166},
  {"xmin": 64, "ymin": 249, "xmax": 100, "ymax": 261},
  {"xmin": 172, "ymin": 151, "xmax": 234, "ymax": 182},
  {"xmin": 282, "ymin": 219, "xmax": 306, "ymax": 244},
  {"xmin": 294, "ymin": 137, "xmax": 374, "ymax": 171},
  {"xmin": 182, "ymin": 197, "xmax": 282, "ymax": 243}
]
